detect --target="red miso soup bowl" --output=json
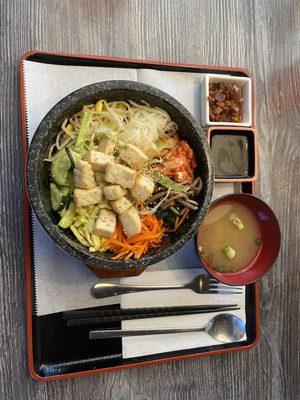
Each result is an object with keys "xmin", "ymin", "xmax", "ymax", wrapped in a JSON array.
[{"xmin": 196, "ymin": 193, "xmax": 281, "ymax": 285}]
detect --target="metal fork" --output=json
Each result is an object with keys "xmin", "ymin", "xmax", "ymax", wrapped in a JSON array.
[{"xmin": 91, "ymin": 274, "xmax": 243, "ymax": 299}]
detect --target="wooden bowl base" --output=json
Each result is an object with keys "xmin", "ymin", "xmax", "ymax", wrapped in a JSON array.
[{"xmin": 85, "ymin": 264, "xmax": 145, "ymax": 279}]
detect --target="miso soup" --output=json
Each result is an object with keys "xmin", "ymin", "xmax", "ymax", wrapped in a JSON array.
[{"xmin": 198, "ymin": 201, "xmax": 262, "ymax": 273}]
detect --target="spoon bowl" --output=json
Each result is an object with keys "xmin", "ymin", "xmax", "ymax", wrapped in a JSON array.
[{"xmin": 205, "ymin": 313, "xmax": 245, "ymax": 343}]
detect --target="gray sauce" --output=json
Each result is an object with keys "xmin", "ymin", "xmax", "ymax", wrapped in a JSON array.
[{"xmin": 211, "ymin": 134, "xmax": 248, "ymax": 178}]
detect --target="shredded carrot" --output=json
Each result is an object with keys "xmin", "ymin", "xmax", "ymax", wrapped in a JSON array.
[
  {"xmin": 125, "ymin": 251, "xmax": 135, "ymax": 260},
  {"xmin": 106, "ymin": 214, "xmax": 165, "ymax": 261},
  {"xmin": 109, "ymin": 239, "xmax": 135, "ymax": 250}
]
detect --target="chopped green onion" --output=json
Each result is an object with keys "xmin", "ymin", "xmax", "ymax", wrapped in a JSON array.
[
  {"xmin": 230, "ymin": 267, "xmax": 237, "ymax": 273},
  {"xmin": 231, "ymin": 216, "xmax": 245, "ymax": 230},
  {"xmin": 255, "ymin": 238, "xmax": 262, "ymax": 245},
  {"xmin": 207, "ymin": 253, "xmax": 215, "ymax": 260},
  {"xmin": 223, "ymin": 246, "xmax": 236, "ymax": 260}
]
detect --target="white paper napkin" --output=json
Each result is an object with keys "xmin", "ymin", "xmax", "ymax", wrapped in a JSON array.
[{"xmin": 121, "ymin": 269, "xmax": 246, "ymax": 358}]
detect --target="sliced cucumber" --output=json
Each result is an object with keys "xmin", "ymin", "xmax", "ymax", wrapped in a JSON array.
[
  {"xmin": 61, "ymin": 186, "xmax": 69, "ymax": 196},
  {"xmin": 66, "ymin": 147, "xmax": 81, "ymax": 170},
  {"xmin": 65, "ymin": 171, "xmax": 75, "ymax": 191},
  {"xmin": 58, "ymin": 201, "xmax": 76, "ymax": 229},
  {"xmin": 50, "ymin": 183, "xmax": 62, "ymax": 211},
  {"xmin": 50, "ymin": 149, "xmax": 71, "ymax": 186},
  {"xmin": 57, "ymin": 194, "xmax": 72, "ymax": 213},
  {"xmin": 50, "ymin": 183, "xmax": 69, "ymax": 211},
  {"xmin": 51, "ymin": 148, "xmax": 81, "ymax": 186},
  {"xmin": 66, "ymin": 147, "xmax": 75, "ymax": 170}
]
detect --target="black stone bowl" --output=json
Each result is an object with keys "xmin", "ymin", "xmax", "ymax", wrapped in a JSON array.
[{"xmin": 26, "ymin": 80, "xmax": 214, "ymax": 271}]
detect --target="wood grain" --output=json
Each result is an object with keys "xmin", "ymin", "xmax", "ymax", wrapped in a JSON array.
[{"xmin": 0, "ymin": 0, "xmax": 299, "ymax": 399}]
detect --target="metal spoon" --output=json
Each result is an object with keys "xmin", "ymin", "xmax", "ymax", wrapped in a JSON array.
[{"xmin": 89, "ymin": 313, "xmax": 246, "ymax": 343}]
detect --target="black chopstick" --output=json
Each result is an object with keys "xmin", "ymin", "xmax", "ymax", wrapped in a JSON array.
[
  {"xmin": 65, "ymin": 305, "xmax": 240, "ymax": 326},
  {"xmin": 63, "ymin": 304, "xmax": 238, "ymax": 320}
]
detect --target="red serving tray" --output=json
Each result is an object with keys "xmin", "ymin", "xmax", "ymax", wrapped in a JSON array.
[{"xmin": 19, "ymin": 50, "xmax": 260, "ymax": 381}]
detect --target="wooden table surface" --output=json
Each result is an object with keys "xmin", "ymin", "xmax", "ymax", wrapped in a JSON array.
[{"xmin": 0, "ymin": 0, "xmax": 299, "ymax": 399}]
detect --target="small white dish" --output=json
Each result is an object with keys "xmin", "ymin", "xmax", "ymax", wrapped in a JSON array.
[{"xmin": 200, "ymin": 74, "xmax": 252, "ymax": 127}]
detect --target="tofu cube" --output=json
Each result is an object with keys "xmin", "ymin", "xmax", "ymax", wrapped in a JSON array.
[
  {"xmin": 119, "ymin": 144, "xmax": 148, "ymax": 169},
  {"xmin": 110, "ymin": 196, "xmax": 132, "ymax": 215},
  {"xmin": 73, "ymin": 187, "xmax": 102, "ymax": 207},
  {"xmin": 104, "ymin": 162, "xmax": 136, "ymax": 189},
  {"xmin": 93, "ymin": 209, "xmax": 116, "ymax": 238},
  {"xmin": 103, "ymin": 185, "xmax": 127, "ymax": 201},
  {"xmin": 119, "ymin": 206, "xmax": 142, "ymax": 238},
  {"xmin": 130, "ymin": 175, "xmax": 155, "ymax": 203},
  {"xmin": 98, "ymin": 136, "xmax": 116, "ymax": 155},
  {"xmin": 85, "ymin": 150, "xmax": 113, "ymax": 172},
  {"xmin": 74, "ymin": 159, "xmax": 96, "ymax": 189},
  {"xmin": 139, "ymin": 141, "xmax": 160, "ymax": 159}
]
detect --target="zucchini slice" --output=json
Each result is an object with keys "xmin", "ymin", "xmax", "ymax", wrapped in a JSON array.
[{"xmin": 50, "ymin": 183, "xmax": 69, "ymax": 211}]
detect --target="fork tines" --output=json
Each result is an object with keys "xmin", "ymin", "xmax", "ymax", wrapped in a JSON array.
[{"xmin": 208, "ymin": 279, "xmax": 244, "ymax": 294}]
